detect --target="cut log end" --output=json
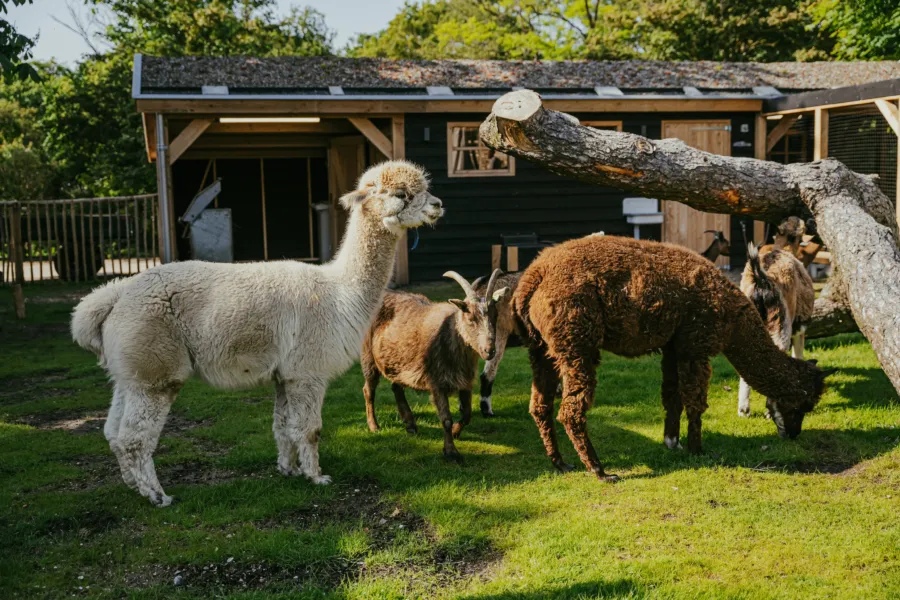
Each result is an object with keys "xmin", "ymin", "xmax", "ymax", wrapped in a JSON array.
[{"xmin": 491, "ymin": 90, "xmax": 544, "ymax": 122}]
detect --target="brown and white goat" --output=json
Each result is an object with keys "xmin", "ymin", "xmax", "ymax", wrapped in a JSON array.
[
  {"xmin": 515, "ymin": 235, "xmax": 833, "ymax": 482},
  {"xmin": 700, "ymin": 230, "xmax": 731, "ymax": 263},
  {"xmin": 360, "ymin": 270, "xmax": 509, "ymax": 462},
  {"xmin": 760, "ymin": 216, "xmax": 822, "ymax": 268},
  {"xmin": 471, "ymin": 271, "xmax": 523, "ymax": 417},
  {"xmin": 737, "ymin": 242, "xmax": 816, "ymax": 417}
]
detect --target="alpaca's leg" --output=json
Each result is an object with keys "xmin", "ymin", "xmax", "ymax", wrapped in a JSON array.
[
  {"xmin": 527, "ymin": 345, "xmax": 569, "ymax": 472},
  {"xmin": 558, "ymin": 362, "xmax": 617, "ymax": 482},
  {"xmin": 273, "ymin": 379, "xmax": 297, "ymax": 476},
  {"xmin": 105, "ymin": 384, "xmax": 136, "ymax": 490},
  {"xmin": 362, "ymin": 366, "xmax": 381, "ymax": 433},
  {"xmin": 452, "ymin": 390, "xmax": 472, "ymax": 439},
  {"xmin": 281, "ymin": 378, "xmax": 330, "ymax": 484},
  {"xmin": 116, "ymin": 384, "xmax": 178, "ymax": 506},
  {"xmin": 479, "ymin": 329, "xmax": 509, "ymax": 417},
  {"xmin": 737, "ymin": 378, "xmax": 752, "ymax": 417},
  {"xmin": 392, "ymin": 383, "xmax": 418, "ymax": 434},
  {"xmin": 661, "ymin": 348, "xmax": 683, "ymax": 450},
  {"xmin": 678, "ymin": 359, "xmax": 712, "ymax": 455},
  {"xmin": 431, "ymin": 389, "xmax": 462, "ymax": 463},
  {"xmin": 792, "ymin": 326, "xmax": 806, "ymax": 360}
]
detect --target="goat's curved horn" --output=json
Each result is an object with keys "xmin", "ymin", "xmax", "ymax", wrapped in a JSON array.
[
  {"xmin": 443, "ymin": 271, "xmax": 475, "ymax": 298},
  {"xmin": 484, "ymin": 268, "xmax": 502, "ymax": 302},
  {"xmin": 704, "ymin": 230, "xmax": 718, "ymax": 234}
]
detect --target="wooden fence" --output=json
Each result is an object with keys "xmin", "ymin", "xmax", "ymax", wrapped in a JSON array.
[{"xmin": 0, "ymin": 194, "xmax": 160, "ymax": 285}]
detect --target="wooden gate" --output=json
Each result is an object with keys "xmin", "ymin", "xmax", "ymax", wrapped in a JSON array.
[{"xmin": 661, "ymin": 120, "xmax": 732, "ymax": 267}]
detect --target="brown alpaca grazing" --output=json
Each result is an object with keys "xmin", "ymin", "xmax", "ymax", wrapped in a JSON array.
[
  {"xmin": 361, "ymin": 270, "xmax": 509, "ymax": 462},
  {"xmin": 515, "ymin": 235, "xmax": 834, "ymax": 481}
]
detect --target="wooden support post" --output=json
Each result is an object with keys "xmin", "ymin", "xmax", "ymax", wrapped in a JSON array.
[
  {"xmin": 10, "ymin": 202, "xmax": 26, "ymax": 318},
  {"xmin": 348, "ymin": 117, "xmax": 394, "ymax": 159},
  {"xmin": 168, "ymin": 119, "xmax": 213, "ymax": 164},
  {"xmin": 814, "ymin": 108, "xmax": 829, "ymax": 161},
  {"xmin": 391, "ymin": 116, "xmax": 409, "ymax": 285},
  {"xmin": 491, "ymin": 244, "xmax": 502, "ymax": 270},
  {"xmin": 876, "ymin": 99, "xmax": 900, "ymax": 228},
  {"xmin": 506, "ymin": 246, "xmax": 519, "ymax": 272},
  {"xmin": 754, "ymin": 114, "xmax": 768, "ymax": 243},
  {"xmin": 765, "ymin": 114, "xmax": 800, "ymax": 153}
]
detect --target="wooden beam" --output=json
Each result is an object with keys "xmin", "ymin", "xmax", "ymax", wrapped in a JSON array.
[
  {"xmin": 874, "ymin": 99, "xmax": 900, "ymax": 136},
  {"xmin": 181, "ymin": 148, "xmax": 327, "ymax": 160},
  {"xmin": 764, "ymin": 95, "xmax": 900, "ymax": 117},
  {"xmin": 168, "ymin": 118, "xmax": 213, "ymax": 164},
  {"xmin": 136, "ymin": 97, "xmax": 762, "ymax": 116},
  {"xmin": 142, "ymin": 113, "xmax": 157, "ymax": 162},
  {"xmin": 765, "ymin": 114, "xmax": 800, "ymax": 153},
  {"xmin": 814, "ymin": 108, "xmax": 829, "ymax": 161},
  {"xmin": 391, "ymin": 116, "xmax": 409, "ymax": 285},
  {"xmin": 348, "ymin": 117, "xmax": 393, "ymax": 159},
  {"xmin": 191, "ymin": 134, "xmax": 332, "ymax": 149},
  {"xmin": 205, "ymin": 120, "xmax": 357, "ymax": 135}
]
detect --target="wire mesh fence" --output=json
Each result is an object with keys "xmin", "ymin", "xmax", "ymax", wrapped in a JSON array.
[{"xmin": 0, "ymin": 194, "xmax": 160, "ymax": 284}]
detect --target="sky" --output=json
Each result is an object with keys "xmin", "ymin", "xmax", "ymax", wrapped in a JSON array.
[{"xmin": 6, "ymin": 0, "xmax": 407, "ymax": 65}]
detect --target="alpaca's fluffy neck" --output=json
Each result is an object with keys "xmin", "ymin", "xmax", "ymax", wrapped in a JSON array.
[
  {"xmin": 724, "ymin": 306, "xmax": 817, "ymax": 405},
  {"xmin": 328, "ymin": 207, "xmax": 400, "ymax": 299}
]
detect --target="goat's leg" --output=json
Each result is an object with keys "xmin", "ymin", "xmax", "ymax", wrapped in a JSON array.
[
  {"xmin": 479, "ymin": 329, "xmax": 509, "ymax": 417},
  {"xmin": 115, "ymin": 383, "xmax": 178, "ymax": 506},
  {"xmin": 280, "ymin": 377, "xmax": 331, "ymax": 485},
  {"xmin": 737, "ymin": 378, "xmax": 753, "ymax": 417},
  {"xmin": 431, "ymin": 389, "xmax": 462, "ymax": 463},
  {"xmin": 678, "ymin": 359, "xmax": 712, "ymax": 455},
  {"xmin": 792, "ymin": 326, "xmax": 806, "ymax": 360},
  {"xmin": 452, "ymin": 389, "xmax": 473, "ymax": 439},
  {"xmin": 362, "ymin": 367, "xmax": 381, "ymax": 433},
  {"xmin": 661, "ymin": 347, "xmax": 683, "ymax": 450},
  {"xmin": 392, "ymin": 383, "xmax": 418, "ymax": 434},
  {"xmin": 559, "ymin": 362, "xmax": 616, "ymax": 482},
  {"xmin": 528, "ymin": 345, "xmax": 569, "ymax": 473},
  {"xmin": 105, "ymin": 384, "xmax": 137, "ymax": 491}
]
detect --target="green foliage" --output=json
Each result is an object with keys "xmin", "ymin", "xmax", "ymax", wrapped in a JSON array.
[
  {"xmin": 812, "ymin": 0, "xmax": 900, "ymax": 60},
  {"xmin": 0, "ymin": 0, "xmax": 39, "ymax": 81},
  {"xmin": 0, "ymin": 137, "xmax": 55, "ymax": 200}
]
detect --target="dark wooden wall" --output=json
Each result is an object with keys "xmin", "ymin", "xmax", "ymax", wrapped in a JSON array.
[{"xmin": 404, "ymin": 111, "xmax": 761, "ymax": 282}]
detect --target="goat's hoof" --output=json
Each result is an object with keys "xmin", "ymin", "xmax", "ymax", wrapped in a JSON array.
[
  {"xmin": 552, "ymin": 459, "xmax": 575, "ymax": 473},
  {"xmin": 664, "ymin": 435, "xmax": 683, "ymax": 450},
  {"xmin": 480, "ymin": 410, "xmax": 495, "ymax": 418},
  {"xmin": 443, "ymin": 451, "xmax": 464, "ymax": 464},
  {"xmin": 597, "ymin": 473, "xmax": 620, "ymax": 483},
  {"xmin": 311, "ymin": 474, "xmax": 332, "ymax": 485},
  {"xmin": 737, "ymin": 407, "xmax": 751, "ymax": 418},
  {"xmin": 479, "ymin": 401, "xmax": 495, "ymax": 417},
  {"xmin": 368, "ymin": 424, "xmax": 380, "ymax": 433},
  {"xmin": 405, "ymin": 423, "xmax": 418, "ymax": 435}
]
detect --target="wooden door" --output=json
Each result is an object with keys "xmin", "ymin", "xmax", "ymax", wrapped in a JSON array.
[
  {"xmin": 661, "ymin": 120, "xmax": 731, "ymax": 267},
  {"xmin": 327, "ymin": 135, "xmax": 366, "ymax": 251}
]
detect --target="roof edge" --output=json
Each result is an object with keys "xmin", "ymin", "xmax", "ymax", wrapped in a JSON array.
[
  {"xmin": 764, "ymin": 77, "xmax": 900, "ymax": 113},
  {"xmin": 132, "ymin": 53, "xmax": 142, "ymax": 101}
]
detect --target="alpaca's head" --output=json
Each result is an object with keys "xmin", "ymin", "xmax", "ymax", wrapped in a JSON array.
[
  {"xmin": 340, "ymin": 160, "xmax": 443, "ymax": 235},
  {"xmin": 444, "ymin": 269, "xmax": 510, "ymax": 361},
  {"xmin": 766, "ymin": 359, "xmax": 836, "ymax": 439}
]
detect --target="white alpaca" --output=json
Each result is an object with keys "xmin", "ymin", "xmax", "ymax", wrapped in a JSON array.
[{"xmin": 71, "ymin": 161, "xmax": 443, "ymax": 506}]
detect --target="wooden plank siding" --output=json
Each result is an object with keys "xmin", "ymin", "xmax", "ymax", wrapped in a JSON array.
[{"xmin": 404, "ymin": 111, "xmax": 759, "ymax": 282}]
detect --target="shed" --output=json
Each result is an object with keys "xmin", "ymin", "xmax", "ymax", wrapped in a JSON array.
[{"xmin": 135, "ymin": 56, "xmax": 900, "ymax": 283}]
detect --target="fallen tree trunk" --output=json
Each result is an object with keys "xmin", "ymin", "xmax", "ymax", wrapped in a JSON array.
[{"xmin": 480, "ymin": 90, "xmax": 900, "ymax": 394}]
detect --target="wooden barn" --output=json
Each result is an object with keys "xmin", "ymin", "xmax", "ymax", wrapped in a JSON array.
[{"xmin": 134, "ymin": 56, "xmax": 900, "ymax": 283}]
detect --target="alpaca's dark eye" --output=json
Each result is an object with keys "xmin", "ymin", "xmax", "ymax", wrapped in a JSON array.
[{"xmin": 396, "ymin": 190, "xmax": 409, "ymax": 201}]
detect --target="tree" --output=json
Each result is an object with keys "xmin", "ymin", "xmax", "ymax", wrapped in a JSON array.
[
  {"xmin": 479, "ymin": 90, "xmax": 900, "ymax": 394},
  {"xmin": 811, "ymin": 0, "xmax": 900, "ymax": 60},
  {"xmin": 0, "ymin": 0, "xmax": 39, "ymax": 81}
]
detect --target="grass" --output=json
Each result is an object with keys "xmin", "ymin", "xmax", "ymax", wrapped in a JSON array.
[{"xmin": 1, "ymin": 281, "xmax": 899, "ymax": 599}]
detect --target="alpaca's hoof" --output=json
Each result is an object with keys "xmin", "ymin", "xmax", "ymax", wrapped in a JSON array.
[
  {"xmin": 311, "ymin": 474, "xmax": 332, "ymax": 485},
  {"xmin": 664, "ymin": 435, "xmax": 683, "ymax": 450},
  {"xmin": 278, "ymin": 464, "xmax": 301, "ymax": 477},
  {"xmin": 149, "ymin": 491, "xmax": 174, "ymax": 507},
  {"xmin": 551, "ymin": 458, "xmax": 574, "ymax": 473},
  {"xmin": 443, "ymin": 450, "xmax": 464, "ymax": 464},
  {"xmin": 598, "ymin": 473, "xmax": 620, "ymax": 483}
]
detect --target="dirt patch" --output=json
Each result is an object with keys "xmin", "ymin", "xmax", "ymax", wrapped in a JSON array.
[
  {"xmin": 0, "ymin": 368, "xmax": 72, "ymax": 402},
  {"xmin": 14, "ymin": 410, "xmax": 105, "ymax": 433},
  {"xmin": 125, "ymin": 478, "xmax": 498, "ymax": 594}
]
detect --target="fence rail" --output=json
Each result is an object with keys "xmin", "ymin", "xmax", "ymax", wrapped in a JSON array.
[{"xmin": 1, "ymin": 194, "xmax": 160, "ymax": 284}]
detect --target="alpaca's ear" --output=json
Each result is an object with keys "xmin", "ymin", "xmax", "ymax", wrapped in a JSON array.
[
  {"xmin": 448, "ymin": 299, "xmax": 468, "ymax": 313},
  {"xmin": 339, "ymin": 188, "xmax": 368, "ymax": 209}
]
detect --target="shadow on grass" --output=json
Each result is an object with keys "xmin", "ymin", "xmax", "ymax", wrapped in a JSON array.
[{"xmin": 458, "ymin": 578, "xmax": 643, "ymax": 600}]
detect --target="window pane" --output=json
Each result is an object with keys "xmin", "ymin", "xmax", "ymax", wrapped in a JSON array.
[{"xmin": 449, "ymin": 125, "xmax": 513, "ymax": 175}]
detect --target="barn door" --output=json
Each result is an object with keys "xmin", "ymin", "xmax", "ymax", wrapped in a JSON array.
[
  {"xmin": 661, "ymin": 120, "xmax": 732, "ymax": 267},
  {"xmin": 327, "ymin": 135, "xmax": 366, "ymax": 250}
]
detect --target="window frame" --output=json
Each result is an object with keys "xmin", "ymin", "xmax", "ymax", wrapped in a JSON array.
[
  {"xmin": 580, "ymin": 120, "xmax": 624, "ymax": 131},
  {"xmin": 446, "ymin": 121, "xmax": 516, "ymax": 178}
]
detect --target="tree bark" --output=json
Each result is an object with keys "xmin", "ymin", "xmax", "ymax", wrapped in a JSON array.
[{"xmin": 480, "ymin": 90, "xmax": 900, "ymax": 394}]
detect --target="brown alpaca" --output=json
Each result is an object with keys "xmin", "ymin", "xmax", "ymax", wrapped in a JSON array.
[
  {"xmin": 737, "ymin": 243, "xmax": 815, "ymax": 416},
  {"xmin": 360, "ymin": 270, "xmax": 509, "ymax": 462},
  {"xmin": 514, "ymin": 235, "xmax": 833, "ymax": 481}
]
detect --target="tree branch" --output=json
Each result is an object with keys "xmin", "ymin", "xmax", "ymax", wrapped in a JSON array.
[{"xmin": 480, "ymin": 90, "xmax": 900, "ymax": 393}]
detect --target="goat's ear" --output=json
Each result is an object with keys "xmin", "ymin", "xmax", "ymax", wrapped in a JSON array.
[
  {"xmin": 448, "ymin": 299, "xmax": 468, "ymax": 313},
  {"xmin": 339, "ymin": 188, "xmax": 368, "ymax": 210},
  {"xmin": 492, "ymin": 287, "xmax": 510, "ymax": 303}
]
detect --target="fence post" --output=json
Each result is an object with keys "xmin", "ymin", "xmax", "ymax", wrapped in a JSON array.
[{"xmin": 10, "ymin": 202, "xmax": 26, "ymax": 319}]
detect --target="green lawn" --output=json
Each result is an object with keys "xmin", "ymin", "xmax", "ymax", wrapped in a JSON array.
[{"xmin": 1, "ymin": 281, "xmax": 899, "ymax": 599}]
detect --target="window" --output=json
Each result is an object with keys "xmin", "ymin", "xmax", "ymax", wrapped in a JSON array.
[
  {"xmin": 768, "ymin": 130, "xmax": 808, "ymax": 164},
  {"xmin": 447, "ymin": 122, "xmax": 515, "ymax": 177},
  {"xmin": 581, "ymin": 120, "xmax": 623, "ymax": 132}
]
